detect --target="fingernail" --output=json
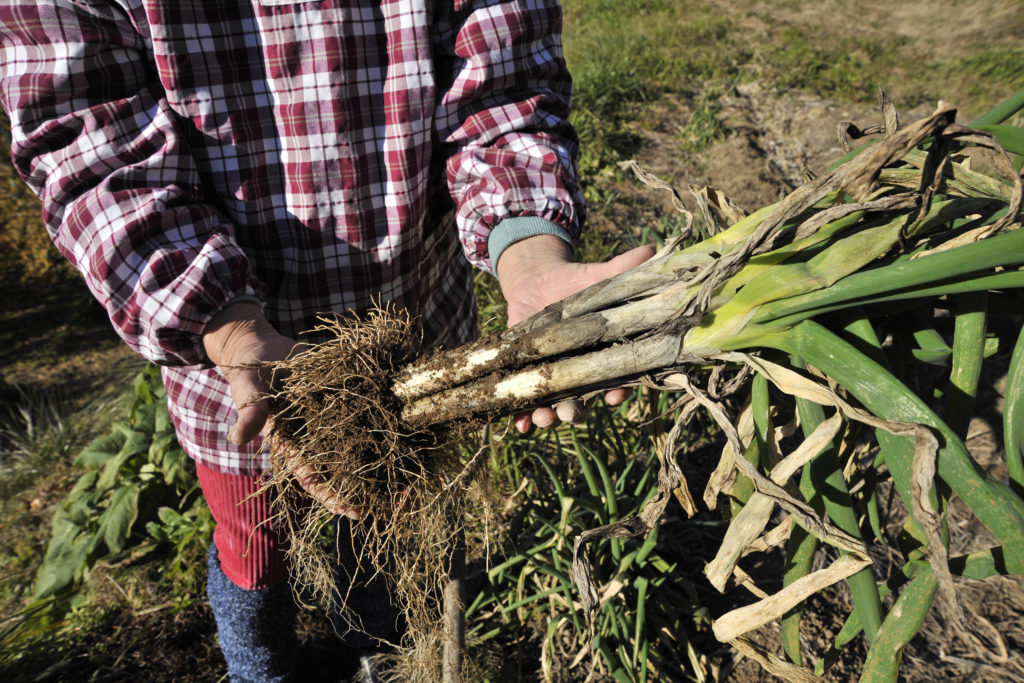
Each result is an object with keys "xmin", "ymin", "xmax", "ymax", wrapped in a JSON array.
[{"xmin": 227, "ymin": 426, "xmax": 242, "ymax": 446}]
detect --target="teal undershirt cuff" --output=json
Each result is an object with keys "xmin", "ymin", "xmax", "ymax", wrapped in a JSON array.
[{"xmin": 487, "ymin": 216, "xmax": 575, "ymax": 273}]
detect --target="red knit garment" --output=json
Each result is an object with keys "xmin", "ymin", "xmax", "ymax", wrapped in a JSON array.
[{"xmin": 195, "ymin": 461, "xmax": 290, "ymax": 590}]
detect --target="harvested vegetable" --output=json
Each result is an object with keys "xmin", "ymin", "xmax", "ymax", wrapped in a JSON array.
[{"xmin": 267, "ymin": 91, "xmax": 1024, "ymax": 681}]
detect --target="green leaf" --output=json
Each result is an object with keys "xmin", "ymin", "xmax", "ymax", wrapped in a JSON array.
[
  {"xmin": 96, "ymin": 424, "xmax": 153, "ymax": 490},
  {"xmin": 1005, "ymin": 326, "xmax": 1024, "ymax": 494},
  {"xmin": 969, "ymin": 86, "xmax": 1024, "ymax": 127},
  {"xmin": 910, "ymin": 326, "xmax": 951, "ymax": 365},
  {"xmin": 64, "ymin": 469, "xmax": 100, "ymax": 502},
  {"xmin": 146, "ymin": 521, "xmax": 170, "ymax": 543},
  {"xmin": 942, "ymin": 293, "xmax": 987, "ymax": 439},
  {"xmin": 94, "ymin": 447, "xmax": 135, "ymax": 492},
  {"xmin": 33, "ymin": 518, "xmax": 92, "ymax": 599},
  {"xmin": 773, "ymin": 321, "xmax": 1024, "ymax": 572},
  {"xmin": 97, "ymin": 483, "xmax": 141, "ymax": 554},
  {"xmin": 631, "ymin": 576, "xmax": 649, "ymax": 670},
  {"xmin": 74, "ymin": 431, "xmax": 127, "ymax": 469},
  {"xmin": 789, "ymin": 353, "xmax": 884, "ymax": 644},
  {"xmin": 61, "ymin": 470, "xmax": 101, "ymax": 528},
  {"xmin": 158, "ymin": 506, "xmax": 185, "ymax": 526},
  {"xmin": 949, "ymin": 546, "xmax": 1008, "ymax": 580},
  {"xmin": 154, "ymin": 399, "xmax": 172, "ymax": 434},
  {"xmin": 147, "ymin": 432, "xmax": 172, "ymax": 465},
  {"xmin": 133, "ymin": 371, "xmax": 154, "ymax": 405},
  {"xmin": 782, "ymin": 520, "xmax": 816, "ymax": 665},
  {"xmin": 65, "ymin": 491, "xmax": 100, "ymax": 529},
  {"xmin": 162, "ymin": 446, "xmax": 191, "ymax": 489},
  {"xmin": 860, "ymin": 565, "xmax": 937, "ymax": 683},
  {"xmin": 975, "ymin": 124, "xmax": 1024, "ymax": 157},
  {"xmin": 130, "ymin": 402, "xmax": 156, "ymax": 434},
  {"xmin": 754, "ymin": 226, "xmax": 1024, "ymax": 330}
]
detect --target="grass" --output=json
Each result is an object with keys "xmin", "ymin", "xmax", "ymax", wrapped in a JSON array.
[
  {"xmin": 561, "ymin": 0, "xmax": 1024, "ymax": 182},
  {"xmin": 562, "ymin": 1, "xmax": 744, "ymax": 174},
  {"xmin": 678, "ymin": 86, "xmax": 733, "ymax": 153},
  {"xmin": 765, "ymin": 28, "xmax": 898, "ymax": 101},
  {"xmin": 940, "ymin": 46, "xmax": 1024, "ymax": 115}
]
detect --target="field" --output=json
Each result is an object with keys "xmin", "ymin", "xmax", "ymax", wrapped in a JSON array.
[{"xmin": 2, "ymin": 1, "xmax": 1023, "ymax": 681}]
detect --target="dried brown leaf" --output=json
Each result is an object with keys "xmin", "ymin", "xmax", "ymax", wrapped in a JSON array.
[
  {"xmin": 713, "ymin": 554, "xmax": 871, "ymax": 643},
  {"xmin": 911, "ymin": 428, "xmax": 965, "ymax": 629},
  {"xmin": 705, "ymin": 413, "xmax": 843, "ymax": 591},
  {"xmin": 730, "ymin": 636, "xmax": 818, "ymax": 683}
]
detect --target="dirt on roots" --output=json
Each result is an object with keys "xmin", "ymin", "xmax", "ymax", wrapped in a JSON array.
[{"xmin": 262, "ymin": 307, "xmax": 492, "ymax": 674}]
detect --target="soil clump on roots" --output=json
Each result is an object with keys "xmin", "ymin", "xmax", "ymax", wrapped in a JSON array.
[{"xmin": 262, "ymin": 307, "xmax": 486, "ymax": 661}]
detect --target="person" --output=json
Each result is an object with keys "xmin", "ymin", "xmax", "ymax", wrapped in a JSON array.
[{"xmin": 0, "ymin": 0, "xmax": 651, "ymax": 679}]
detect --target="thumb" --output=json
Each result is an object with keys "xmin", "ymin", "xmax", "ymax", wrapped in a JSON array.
[
  {"xmin": 593, "ymin": 244, "xmax": 655, "ymax": 281},
  {"xmin": 226, "ymin": 368, "xmax": 273, "ymax": 446}
]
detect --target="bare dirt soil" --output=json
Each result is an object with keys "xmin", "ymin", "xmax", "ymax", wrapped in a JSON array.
[{"xmin": 589, "ymin": 88, "xmax": 937, "ymax": 237}]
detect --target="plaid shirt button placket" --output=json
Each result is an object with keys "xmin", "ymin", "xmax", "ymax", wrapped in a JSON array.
[{"xmin": 0, "ymin": 0, "xmax": 583, "ymax": 474}]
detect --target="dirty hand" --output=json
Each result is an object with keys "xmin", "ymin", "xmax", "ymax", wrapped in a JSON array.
[
  {"xmin": 202, "ymin": 302, "xmax": 358, "ymax": 518},
  {"xmin": 495, "ymin": 235, "xmax": 655, "ymax": 432}
]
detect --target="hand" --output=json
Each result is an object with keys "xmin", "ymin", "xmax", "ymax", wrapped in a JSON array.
[
  {"xmin": 496, "ymin": 235, "xmax": 655, "ymax": 432},
  {"xmin": 202, "ymin": 302, "xmax": 359, "ymax": 519},
  {"xmin": 202, "ymin": 302, "xmax": 297, "ymax": 446}
]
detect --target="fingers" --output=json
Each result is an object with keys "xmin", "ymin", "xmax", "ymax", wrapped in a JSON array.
[
  {"xmin": 513, "ymin": 407, "xmax": 558, "ymax": 434},
  {"xmin": 514, "ymin": 400, "xmax": 591, "ymax": 433},
  {"xmin": 604, "ymin": 388, "xmax": 629, "ymax": 407},
  {"xmin": 225, "ymin": 346, "xmax": 298, "ymax": 446},
  {"xmin": 597, "ymin": 244, "xmax": 656, "ymax": 280},
  {"xmin": 513, "ymin": 408, "xmax": 554, "ymax": 434},
  {"xmin": 293, "ymin": 461, "xmax": 361, "ymax": 519},
  {"xmin": 229, "ymin": 400, "xmax": 271, "ymax": 446},
  {"xmin": 555, "ymin": 400, "xmax": 589, "ymax": 423},
  {"xmin": 226, "ymin": 368, "xmax": 273, "ymax": 446},
  {"xmin": 274, "ymin": 433, "xmax": 361, "ymax": 519}
]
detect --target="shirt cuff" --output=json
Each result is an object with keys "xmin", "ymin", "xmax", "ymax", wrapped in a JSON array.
[{"xmin": 487, "ymin": 217, "xmax": 575, "ymax": 269}]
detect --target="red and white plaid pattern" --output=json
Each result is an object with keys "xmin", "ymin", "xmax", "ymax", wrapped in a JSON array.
[{"xmin": 1, "ymin": 0, "xmax": 582, "ymax": 473}]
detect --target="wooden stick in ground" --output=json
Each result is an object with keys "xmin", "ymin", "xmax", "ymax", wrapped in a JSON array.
[{"xmin": 443, "ymin": 523, "xmax": 466, "ymax": 683}]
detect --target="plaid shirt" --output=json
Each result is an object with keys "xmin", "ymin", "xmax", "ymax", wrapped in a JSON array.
[{"xmin": 0, "ymin": 0, "xmax": 582, "ymax": 473}]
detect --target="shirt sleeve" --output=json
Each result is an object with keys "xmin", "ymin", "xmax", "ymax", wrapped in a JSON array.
[
  {"xmin": 432, "ymin": 0, "xmax": 585, "ymax": 275},
  {"xmin": 0, "ymin": 1, "xmax": 263, "ymax": 367}
]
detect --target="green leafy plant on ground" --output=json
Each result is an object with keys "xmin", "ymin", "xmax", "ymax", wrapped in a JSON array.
[
  {"xmin": 467, "ymin": 396, "xmax": 719, "ymax": 682},
  {"xmin": 31, "ymin": 366, "xmax": 211, "ymax": 610},
  {"xmin": 0, "ymin": 367, "xmax": 211, "ymax": 677}
]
